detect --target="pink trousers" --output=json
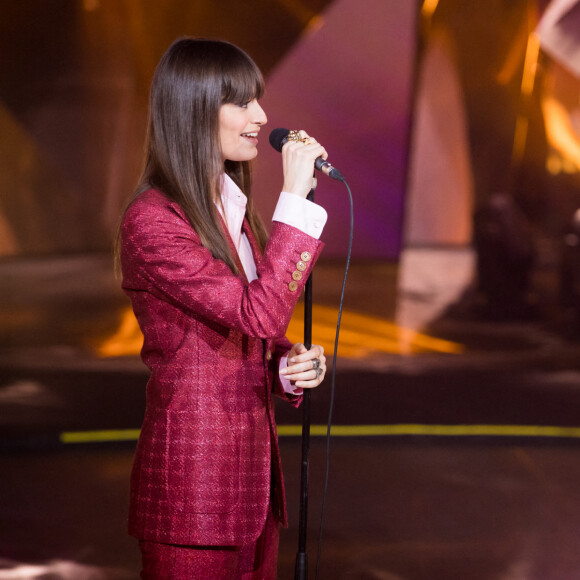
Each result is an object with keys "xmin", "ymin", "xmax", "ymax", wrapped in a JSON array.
[{"xmin": 138, "ymin": 506, "xmax": 280, "ymax": 579}]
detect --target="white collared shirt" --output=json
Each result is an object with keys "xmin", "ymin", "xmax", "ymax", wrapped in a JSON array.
[{"xmin": 218, "ymin": 174, "xmax": 327, "ymax": 282}]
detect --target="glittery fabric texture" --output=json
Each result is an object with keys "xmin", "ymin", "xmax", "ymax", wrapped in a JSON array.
[
  {"xmin": 120, "ymin": 189, "xmax": 324, "ymax": 547},
  {"xmin": 138, "ymin": 502, "xmax": 280, "ymax": 579}
]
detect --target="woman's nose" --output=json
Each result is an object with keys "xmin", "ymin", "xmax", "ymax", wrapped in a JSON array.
[{"xmin": 251, "ymin": 101, "xmax": 267, "ymax": 125}]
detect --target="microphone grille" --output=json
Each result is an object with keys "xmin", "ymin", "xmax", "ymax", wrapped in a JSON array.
[{"xmin": 269, "ymin": 128, "xmax": 290, "ymax": 152}]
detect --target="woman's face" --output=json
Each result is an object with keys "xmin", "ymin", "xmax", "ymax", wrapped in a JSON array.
[{"xmin": 218, "ymin": 99, "xmax": 267, "ymax": 162}]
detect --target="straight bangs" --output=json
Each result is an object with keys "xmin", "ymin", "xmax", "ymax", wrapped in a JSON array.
[{"xmin": 220, "ymin": 53, "xmax": 264, "ymax": 106}]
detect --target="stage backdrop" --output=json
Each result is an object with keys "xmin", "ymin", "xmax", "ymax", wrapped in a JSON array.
[{"xmin": 253, "ymin": 0, "xmax": 419, "ymax": 259}]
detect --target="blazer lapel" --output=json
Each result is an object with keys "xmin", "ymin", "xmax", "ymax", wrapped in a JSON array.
[
  {"xmin": 218, "ymin": 213, "xmax": 249, "ymax": 285},
  {"xmin": 242, "ymin": 218, "xmax": 263, "ymax": 270}
]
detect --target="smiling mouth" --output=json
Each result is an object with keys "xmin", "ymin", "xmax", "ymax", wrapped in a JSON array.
[{"xmin": 241, "ymin": 132, "xmax": 258, "ymax": 138}]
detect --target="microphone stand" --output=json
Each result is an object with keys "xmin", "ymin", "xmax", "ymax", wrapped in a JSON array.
[{"xmin": 295, "ymin": 177, "xmax": 316, "ymax": 580}]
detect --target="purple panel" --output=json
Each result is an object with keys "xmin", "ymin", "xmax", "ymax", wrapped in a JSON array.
[{"xmin": 252, "ymin": 0, "xmax": 418, "ymax": 259}]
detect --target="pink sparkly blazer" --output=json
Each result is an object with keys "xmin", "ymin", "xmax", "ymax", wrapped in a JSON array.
[{"xmin": 120, "ymin": 189, "xmax": 324, "ymax": 546}]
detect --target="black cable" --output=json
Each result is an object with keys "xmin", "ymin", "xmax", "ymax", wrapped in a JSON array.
[{"xmin": 315, "ymin": 177, "xmax": 354, "ymax": 579}]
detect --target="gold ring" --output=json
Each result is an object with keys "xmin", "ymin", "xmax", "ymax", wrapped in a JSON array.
[{"xmin": 287, "ymin": 130, "xmax": 301, "ymax": 142}]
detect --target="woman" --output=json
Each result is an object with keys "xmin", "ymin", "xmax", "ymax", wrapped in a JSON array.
[{"xmin": 119, "ymin": 37, "xmax": 328, "ymax": 578}]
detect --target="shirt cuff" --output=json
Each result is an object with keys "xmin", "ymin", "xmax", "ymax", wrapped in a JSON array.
[
  {"xmin": 279, "ymin": 355, "xmax": 303, "ymax": 395},
  {"xmin": 272, "ymin": 191, "xmax": 327, "ymax": 240}
]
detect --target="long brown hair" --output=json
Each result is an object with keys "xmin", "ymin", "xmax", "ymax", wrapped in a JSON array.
[{"xmin": 118, "ymin": 37, "xmax": 268, "ymax": 274}]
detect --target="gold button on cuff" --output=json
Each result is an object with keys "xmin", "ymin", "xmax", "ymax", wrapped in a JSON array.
[
  {"xmin": 265, "ymin": 350, "xmax": 272, "ymax": 361},
  {"xmin": 288, "ymin": 281, "xmax": 299, "ymax": 292},
  {"xmin": 292, "ymin": 270, "xmax": 303, "ymax": 281},
  {"xmin": 296, "ymin": 261, "xmax": 307, "ymax": 272},
  {"xmin": 301, "ymin": 251, "xmax": 312, "ymax": 262}
]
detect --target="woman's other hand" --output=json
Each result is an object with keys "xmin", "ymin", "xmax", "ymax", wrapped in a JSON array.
[{"xmin": 280, "ymin": 343, "xmax": 326, "ymax": 389}]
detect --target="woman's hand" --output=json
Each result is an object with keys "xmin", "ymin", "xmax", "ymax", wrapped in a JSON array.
[
  {"xmin": 281, "ymin": 130, "xmax": 328, "ymax": 199},
  {"xmin": 280, "ymin": 343, "xmax": 326, "ymax": 389}
]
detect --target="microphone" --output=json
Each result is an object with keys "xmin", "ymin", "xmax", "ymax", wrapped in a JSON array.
[{"xmin": 269, "ymin": 128, "xmax": 344, "ymax": 181}]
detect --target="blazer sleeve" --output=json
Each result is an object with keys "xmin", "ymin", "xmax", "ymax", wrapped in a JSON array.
[{"xmin": 121, "ymin": 191, "xmax": 324, "ymax": 340}]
